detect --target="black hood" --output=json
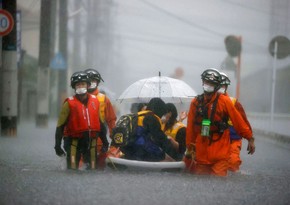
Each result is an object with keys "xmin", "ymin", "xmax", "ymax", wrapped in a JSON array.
[{"xmin": 146, "ymin": 98, "xmax": 166, "ymax": 118}]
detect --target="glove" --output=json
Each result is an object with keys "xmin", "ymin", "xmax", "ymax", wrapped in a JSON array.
[
  {"xmin": 54, "ymin": 146, "xmax": 66, "ymax": 157},
  {"xmin": 185, "ymin": 143, "xmax": 196, "ymax": 159},
  {"xmin": 183, "ymin": 143, "xmax": 196, "ymax": 173}
]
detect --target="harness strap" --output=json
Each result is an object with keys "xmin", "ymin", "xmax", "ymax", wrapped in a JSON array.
[
  {"xmin": 194, "ymin": 94, "xmax": 207, "ymax": 125},
  {"xmin": 208, "ymin": 94, "xmax": 220, "ymax": 145},
  {"xmin": 195, "ymin": 94, "xmax": 225, "ymax": 144}
]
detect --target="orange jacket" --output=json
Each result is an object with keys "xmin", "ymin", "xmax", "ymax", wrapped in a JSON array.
[
  {"xmin": 227, "ymin": 95, "xmax": 252, "ymax": 141},
  {"xmin": 230, "ymin": 96, "xmax": 252, "ymax": 131},
  {"xmin": 90, "ymin": 89, "xmax": 117, "ymax": 135},
  {"xmin": 186, "ymin": 92, "xmax": 253, "ymax": 164},
  {"xmin": 64, "ymin": 95, "xmax": 101, "ymax": 138}
]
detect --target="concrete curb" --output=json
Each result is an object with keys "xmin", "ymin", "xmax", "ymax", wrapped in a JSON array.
[{"xmin": 254, "ymin": 129, "xmax": 290, "ymax": 144}]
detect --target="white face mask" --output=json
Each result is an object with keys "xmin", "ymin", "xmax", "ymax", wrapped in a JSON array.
[
  {"xmin": 89, "ymin": 82, "xmax": 97, "ymax": 89},
  {"xmin": 218, "ymin": 88, "xmax": 226, "ymax": 94},
  {"xmin": 75, "ymin": 87, "xmax": 87, "ymax": 95},
  {"xmin": 161, "ymin": 115, "xmax": 167, "ymax": 123},
  {"xmin": 203, "ymin": 84, "xmax": 215, "ymax": 93}
]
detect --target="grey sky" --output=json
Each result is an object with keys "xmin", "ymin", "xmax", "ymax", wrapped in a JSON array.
[
  {"xmin": 18, "ymin": 0, "xmax": 290, "ymax": 97},
  {"xmin": 112, "ymin": 0, "xmax": 289, "ymax": 94}
]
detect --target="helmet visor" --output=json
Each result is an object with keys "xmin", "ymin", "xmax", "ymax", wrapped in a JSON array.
[
  {"xmin": 206, "ymin": 70, "xmax": 220, "ymax": 78},
  {"xmin": 201, "ymin": 69, "xmax": 221, "ymax": 84}
]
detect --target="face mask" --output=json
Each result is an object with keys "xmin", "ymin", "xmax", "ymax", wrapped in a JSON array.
[
  {"xmin": 89, "ymin": 82, "xmax": 97, "ymax": 89},
  {"xmin": 203, "ymin": 84, "xmax": 215, "ymax": 93},
  {"xmin": 161, "ymin": 115, "xmax": 167, "ymax": 123},
  {"xmin": 75, "ymin": 87, "xmax": 87, "ymax": 95},
  {"xmin": 218, "ymin": 88, "xmax": 226, "ymax": 94}
]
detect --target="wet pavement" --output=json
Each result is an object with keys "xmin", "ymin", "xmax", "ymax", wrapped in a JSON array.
[{"xmin": 0, "ymin": 121, "xmax": 290, "ymax": 205}]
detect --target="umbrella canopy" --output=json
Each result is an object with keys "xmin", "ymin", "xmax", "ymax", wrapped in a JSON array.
[{"xmin": 118, "ymin": 76, "xmax": 197, "ymax": 103}]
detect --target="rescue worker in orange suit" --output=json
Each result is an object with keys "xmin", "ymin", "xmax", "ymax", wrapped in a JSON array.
[
  {"xmin": 54, "ymin": 71, "xmax": 101, "ymax": 170},
  {"xmin": 218, "ymin": 72, "xmax": 253, "ymax": 172},
  {"xmin": 185, "ymin": 68, "xmax": 255, "ymax": 176},
  {"xmin": 84, "ymin": 69, "xmax": 117, "ymax": 169},
  {"xmin": 162, "ymin": 103, "xmax": 186, "ymax": 161}
]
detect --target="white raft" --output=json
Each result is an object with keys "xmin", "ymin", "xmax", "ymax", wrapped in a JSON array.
[{"xmin": 106, "ymin": 156, "xmax": 185, "ymax": 172}]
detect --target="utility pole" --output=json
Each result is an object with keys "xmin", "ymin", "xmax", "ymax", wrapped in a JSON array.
[
  {"xmin": 222, "ymin": 35, "xmax": 242, "ymax": 98},
  {"xmin": 36, "ymin": 0, "xmax": 53, "ymax": 127},
  {"xmin": 235, "ymin": 36, "xmax": 242, "ymax": 99},
  {"xmin": 1, "ymin": 0, "xmax": 17, "ymax": 136},
  {"xmin": 72, "ymin": 0, "xmax": 81, "ymax": 72},
  {"xmin": 48, "ymin": 0, "xmax": 57, "ymax": 118},
  {"xmin": 86, "ymin": 0, "xmax": 94, "ymax": 67},
  {"xmin": 58, "ymin": 0, "xmax": 67, "ymax": 111}
]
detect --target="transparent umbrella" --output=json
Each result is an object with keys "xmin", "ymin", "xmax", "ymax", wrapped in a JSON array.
[{"xmin": 117, "ymin": 74, "xmax": 197, "ymax": 103}]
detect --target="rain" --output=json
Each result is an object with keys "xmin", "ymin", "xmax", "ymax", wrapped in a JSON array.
[{"xmin": 0, "ymin": 0, "xmax": 290, "ymax": 204}]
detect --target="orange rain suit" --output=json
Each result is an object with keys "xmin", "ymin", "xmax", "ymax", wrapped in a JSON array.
[
  {"xmin": 228, "ymin": 96, "xmax": 252, "ymax": 172},
  {"xmin": 90, "ymin": 89, "xmax": 117, "ymax": 168},
  {"xmin": 186, "ymin": 92, "xmax": 253, "ymax": 176}
]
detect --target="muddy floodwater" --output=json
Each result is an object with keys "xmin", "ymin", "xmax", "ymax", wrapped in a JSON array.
[{"xmin": 0, "ymin": 121, "xmax": 290, "ymax": 205}]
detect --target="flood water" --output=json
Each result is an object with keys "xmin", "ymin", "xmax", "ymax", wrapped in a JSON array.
[{"xmin": 0, "ymin": 121, "xmax": 290, "ymax": 205}]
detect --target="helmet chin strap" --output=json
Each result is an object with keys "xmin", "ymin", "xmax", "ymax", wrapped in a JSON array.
[
  {"xmin": 88, "ymin": 87, "xmax": 97, "ymax": 93},
  {"xmin": 76, "ymin": 93, "xmax": 89, "ymax": 104},
  {"xmin": 224, "ymin": 86, "xmax": 228, "ymax": 93},
  {"xmin": 214, "ymin": 85, "xmax": 221, "ymax": 92},
  {"xmin": 76, "ymin": 93, "xmax": 87, "ymax": 97}
]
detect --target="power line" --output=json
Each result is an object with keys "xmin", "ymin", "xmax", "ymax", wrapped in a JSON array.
[
  {"xmin": 114, "ymin": 32, "xmax": 266, "ymax": 54},
  {"xmin": 139, "ymin": 0, "xmax": 265, "ymax": 49},
  {"xmin": 122, "ymin": 41, "xmax": 202, "ymax": 65},
  {"xmin": 140, "ymin": 0, "xmax": 225, "ymax": 38},
  {"xmin": 117, "ymin": 33, "xmax": 221, "ymax": 50},
  {"xmin": 221, "ymin": 0, "xmax": 274, "ymax": 16}
]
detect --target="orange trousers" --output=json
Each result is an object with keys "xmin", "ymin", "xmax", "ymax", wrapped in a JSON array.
[
  {"xmin": 228, "ymin": 139, "xmax": 242, "ymax": 172},
  {"xmin": 184, "ymin": 157, "xmax": 229, "ymax": 176},
  {"xmin": 193, "ymin": 160, "xmax": 229, "ymax": 176}
]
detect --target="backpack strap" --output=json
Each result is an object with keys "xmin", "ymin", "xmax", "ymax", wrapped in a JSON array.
[
  {"xmin": 194, "ymin": 94, "xmax": 207, "ymax": 125},
  {"xmin": 208, "ymin": 93, "xmax": 229, "ymax": 145},
  {"xmin": 208, "ymin": 93, "xmax": 220, "ymax": 145}
]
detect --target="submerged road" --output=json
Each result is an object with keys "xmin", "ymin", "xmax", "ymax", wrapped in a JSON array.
[{"xmin": 0, "ymin": 121, "xmax": 290, "ymax": 205}]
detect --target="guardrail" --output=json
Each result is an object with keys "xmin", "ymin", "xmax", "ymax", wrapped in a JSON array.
[{"xmin": 247, "ymin": 112, "xmax": 290, "ymax": 138}]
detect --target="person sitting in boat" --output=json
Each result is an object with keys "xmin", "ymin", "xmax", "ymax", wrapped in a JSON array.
[
  {"xmin": 122, "ymin": 98, "xmax": 178, "ymax": 162},
  {"xmin": 130, "ymin": 102, "xmax": 147, "ymax": 114},
  {"xmin": 162, "ymin": 103, "xmax": 186, "ymax": 161}
]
